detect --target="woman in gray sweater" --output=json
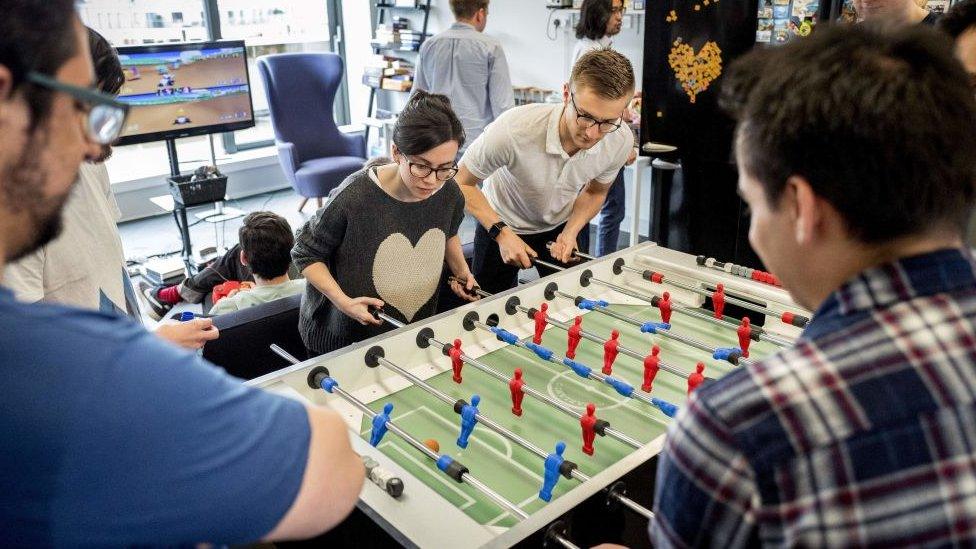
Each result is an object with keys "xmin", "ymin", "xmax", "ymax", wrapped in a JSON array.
[{"xmin": 293, "ymin": 91, "xmax": 479, "ymax": 355}]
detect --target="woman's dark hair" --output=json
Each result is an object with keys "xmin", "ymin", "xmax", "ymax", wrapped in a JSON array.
[
  {"xmin": 393, "ymin": 90, "xmax": 465, "ymax": 155},
  {"xmin": 576, "ymin": 0, "xmax": 613, "ymax": 41},
  {"xmin": 0, "ymin": 0, "xmax": 78, "ymax": 127},
  {"xmin": 87, "ymin": 28, "xmax": 124, "ymax": 95}
]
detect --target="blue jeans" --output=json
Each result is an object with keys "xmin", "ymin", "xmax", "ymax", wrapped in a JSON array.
[{"xmin": 596, "ymin": 169, "xmax": 627, "ymax": 256}]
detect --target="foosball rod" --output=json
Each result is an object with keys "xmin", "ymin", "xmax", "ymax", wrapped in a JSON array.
[
  {"xmin": 545, "ymin": 246, "xmax": 779, "ymax": 344},
  {"xmin": 548, "ymin": 285, "xmax": 751, "ymax": 367},
  {"xmin": 376, "ymin": 312, "xmax": 645, "ymax": 450},
  {"xmin": 570, "ymin": 251, "xmax": 809, "ymax": 329},
  {"xmin": 541, "ymin": 249, "xmax": 792, "ymax": 348},
  {"xmin": 468, "ymin": 316, "xmax": 678, "ymax": 421},
  {"xmin": 291, "ymin": 358, "xmax": 530, "ymax": 520},
  {"xmin": 364, "ymin": 347, "xmax": 579, "ymax": 480},
  {"xmin": 449, "ymin": 278, "xmax": 703, "ymax": 381},
  {"xmin": 364, "ymin": 347, "xmax": 655, "ymax": 520},
  {"xmin": 575, "ymin": 271, "xmax": 791, "ymax": 349},
  {"xmin": 268, "ymin": 345, "xmax": 407, "ymax": 499}
]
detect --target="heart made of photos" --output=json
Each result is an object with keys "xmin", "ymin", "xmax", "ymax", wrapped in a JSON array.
[{"xmin": 667, "ymin": 39, "xmax": 723, "ymax": 104}]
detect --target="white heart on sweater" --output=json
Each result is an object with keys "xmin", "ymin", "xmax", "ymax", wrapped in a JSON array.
[{"xmin": 372, "ymin": 229, "xmax": 445, "ymax": 322}]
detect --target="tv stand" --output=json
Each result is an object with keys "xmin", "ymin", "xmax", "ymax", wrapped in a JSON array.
[
  {"xmin": 165, "ymin": 138, "xmax": 196, "ymax": 275},
  {"xmin": 163, "ymin": 137, "xmax": 243, "ymax": 275}
]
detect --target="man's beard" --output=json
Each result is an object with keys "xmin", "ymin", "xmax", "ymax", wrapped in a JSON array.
[{"xmin": 0, "ymin": 126, "xmax": 72, "ymax": 262}]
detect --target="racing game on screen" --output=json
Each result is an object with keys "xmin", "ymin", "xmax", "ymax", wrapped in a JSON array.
[{"xmin": 116, "ymin": 46, "xmax": 253, "ymax": 140}]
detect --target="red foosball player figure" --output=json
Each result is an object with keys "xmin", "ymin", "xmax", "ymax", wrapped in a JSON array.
[
  {"xmin": 713, "ymin": 284, "xmax": 726, "ymax": 319},
  {"xmin": 642, "ymin": 345, "xmax": 661, "ymax": 392},
  {"xmin": 509, "ymin": 368, "xmax": 525, "ymax": 417},
  {"xmin": 602, "ymin": 329, "xmax": 620, "ymax": 375},
  {"xmin": 580, "ymin": 403, "xmax": 598, "ymax": 456},
  {"xmin": 687, "ymin": 362, "xmax": 705, "ymax": 395},
  {"xmin": 533, "ymin": 303, "xmax": 548, "ymax": 345},
  {"xmin": 449, "ymin": 339, "xmax": 464, "ymax": 383},
  {"xmin": 659, "ymin": 291, "xmax": 673, "ymax": 324},
  {"xmin": 566, "ymin": 316, "xmax": 583, "ymax": 359},
  {"xmin": 737, "ymin": 317, "xmax": 752, "ymax": 358}
]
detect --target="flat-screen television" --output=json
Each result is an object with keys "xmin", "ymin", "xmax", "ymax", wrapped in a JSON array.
[{"xmin": 114, "ymin": 40, "xmax": 256, "ymax": 146}]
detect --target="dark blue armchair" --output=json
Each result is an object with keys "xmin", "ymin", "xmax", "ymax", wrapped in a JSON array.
[{"xmin": 257, "ymin": 53, "xmax": 366, "ymax": 211}]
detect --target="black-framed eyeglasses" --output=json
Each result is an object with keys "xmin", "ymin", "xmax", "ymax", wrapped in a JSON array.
[
  {"xmin": 26, "ymin": 71, "xmax": 129, "ymax": 145},
  {"xmin": 569, "ymin": 92, "xmax": 622, "ymax": 134},
  {"xmin": 610, "ymin": 4, "xmax": 627, "ymax": 14},
  {"xmin": 403, "ymin": 157, "xmax": 459, "ymax": 181}
]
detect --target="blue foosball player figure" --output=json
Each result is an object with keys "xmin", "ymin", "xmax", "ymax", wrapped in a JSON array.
[
  {"xmin": 457, "ymin": 395, "xmax": 481, "ymax": 448},
  {"xmin": 539, "ymin": 441, "xmax": 566, "ymax": 502},
  {"xmin": 370, "ymin": 402, "xmax": 394, "ymax": 447}
]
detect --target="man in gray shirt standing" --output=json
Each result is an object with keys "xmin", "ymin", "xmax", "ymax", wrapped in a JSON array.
[{"xmin": 414, "ymin": 0, "xmax": 515, "ymax": 149}]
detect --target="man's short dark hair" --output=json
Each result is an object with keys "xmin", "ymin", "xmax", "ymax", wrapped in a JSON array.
[
  {"xmin": 576, "ymin": 0, "xmax": 614, "ymax": 41},
  {"xmin": 725, "ymin": 24, "xmax": 976, "ymax": 243},
  {"xmin": 0, "ymin": 0, "xmax": 79, "ymax": 127},
  {"xmin": 239, "ymin": 211, "xmax": 294, "ymax": 280},
  {"xmin": 87, "ymin": 28, "xmax": 124, "ymax": 95},
  {"xmin": 450, "ymin": 0, "xmax": 489, "ymax": 19},
  {"xmin": 939, "ymin": 0, "xmax": 976, "ymax": 38}
]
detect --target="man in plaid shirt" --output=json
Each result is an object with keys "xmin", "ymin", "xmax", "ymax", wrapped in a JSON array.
[{"xmin": 650, "ymin": 24, "xmax": 976, "ymax": 547}]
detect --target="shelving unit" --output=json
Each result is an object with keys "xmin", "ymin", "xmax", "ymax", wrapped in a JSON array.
[{"xmin": 364, "ymin": 0, "xmax": 433, "ymax": 144}]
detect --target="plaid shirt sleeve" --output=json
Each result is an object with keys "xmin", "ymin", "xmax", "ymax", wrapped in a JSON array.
[{"xmin": 650, "ymin": 388, "xmax": 760, "ymax": 548}]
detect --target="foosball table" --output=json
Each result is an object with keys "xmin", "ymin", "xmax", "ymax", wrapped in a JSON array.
[{"xmin": 248, "ymin": 242, "xmax": 811, "ymax": 548}]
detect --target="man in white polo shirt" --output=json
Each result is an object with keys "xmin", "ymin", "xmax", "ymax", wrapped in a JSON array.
[{"xmin": 457, "ymin": 48, "xmax": 635, "ymax": 293}]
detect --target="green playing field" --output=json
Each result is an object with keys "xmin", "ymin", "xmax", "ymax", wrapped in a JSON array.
[{"xmin": 358, "ymin": 304, "xmax": 785, "ymax": 528}]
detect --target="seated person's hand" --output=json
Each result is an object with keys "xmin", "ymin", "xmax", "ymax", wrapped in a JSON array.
[
  {"xmin": 239, "ymin": 281, "xmax": 256, "ymax": 291},
  {"xmin": 338, "ymin": 296, "xmax": 385, "ymax": 326},
  {"xmin": 450, "ymin": 272, "xmax": 481, "ymax": 302},
  {"xmin": 155, "ymin": 317, "xmax": 220, "ymax": 350}
]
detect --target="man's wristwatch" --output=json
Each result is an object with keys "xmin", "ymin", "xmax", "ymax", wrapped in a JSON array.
[{"xmin": 488, "ymin": 221, "xmax": 508, "ymax": 240}]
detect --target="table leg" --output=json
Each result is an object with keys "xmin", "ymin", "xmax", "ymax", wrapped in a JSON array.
[{"xmin": 629, "ymin": 159, "xmax": 644, "ymax": 247}]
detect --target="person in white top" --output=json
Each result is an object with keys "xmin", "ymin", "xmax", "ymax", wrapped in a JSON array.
[
  {"xmin": 572, "ymin": 0, "xmax": 640, "ymax": 257},
  {"xmin": 572, "ymin": 0, "xmax": 624, "ymax": 66},
  {"xmin": 2, "ymin": 27, "xmax": 217, "ymax": 350},
  {"xmin": 457, "ymin": 48, "xmax": 635, "ymax": 293}
]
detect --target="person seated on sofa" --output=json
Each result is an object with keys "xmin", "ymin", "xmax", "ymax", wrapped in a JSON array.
[{"xmin": 208, "ymin": 212, "xmax": 306, "ymax": 315}]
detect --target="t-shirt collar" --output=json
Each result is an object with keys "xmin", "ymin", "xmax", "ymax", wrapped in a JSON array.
[{"xmin": 546, "ymin": 104, "xmax": 571, "ymax": 159}]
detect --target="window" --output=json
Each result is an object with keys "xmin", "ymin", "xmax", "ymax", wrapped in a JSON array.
[
  {"xmin": 216, "ymin": 0, "xmax": 337, "ymax": 151},
  {"xmin": 78, "ymin": 0, "xmax": 349, "ymax": 182},
  {"xmin": 79, "ymin": 0, "xmax": 209, "ymax": 46}
]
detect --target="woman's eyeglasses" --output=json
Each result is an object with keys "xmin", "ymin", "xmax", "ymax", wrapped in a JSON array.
[
  {"xmin": 404, "ymin": 159, "xmax": 459, "ymax": 181},
  {"xmin": 26, "ymin": 71, "xmax": 129, "ymax": 145}
]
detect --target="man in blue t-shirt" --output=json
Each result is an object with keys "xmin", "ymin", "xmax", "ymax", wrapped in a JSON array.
[{"xmin": 0, "ymin": 2, "xmax": 363, "ymax": 545}]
